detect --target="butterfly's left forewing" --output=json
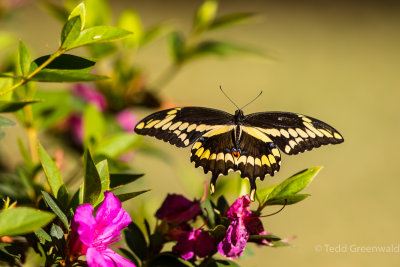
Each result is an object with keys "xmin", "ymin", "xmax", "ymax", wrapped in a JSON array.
[{"xmin": 134, "ymin": 107, "xmax": 233, "ymax": 148}]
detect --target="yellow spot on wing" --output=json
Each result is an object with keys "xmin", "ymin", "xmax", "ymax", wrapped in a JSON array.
[
  {"xmin": 203, "ymin": 125, "xmax": 233, "ymax": 137},
  {"xmin": 271, "ymin": 148, "xmax": 280, "ymax": 158},
  {"xmin": 136, "ymin": 122, "xmax": 145, "ymax": 129},
  {"xmin": 334, "ymin": 132, "xmax": 343, "ymax": 139},
  {"xmin": 162, "ymin": 121, "xmax": 173, "ymax": 130},
  {"xmin": 258, "ymin": 128, "xmax": 280, "ymax": 137},
  {"xmin": 195, "ymin": 147, "xmax": 204, "ymax": 157},
  {"xmin": 247, "ymin": 156, "xmax": 255, "ymax": 166},
  {"xmin": 210, "ymin": 153, "xmax": 217, "ymax": 160},
  {"xmin": 288, "ymin": 128, "xmax": 298, "ymax": 137},
  {"xmin": 261, "ymin": 155, "xmax": 270, "ymax": 167},
  {"xmin": 243, "ymin": 127, "xmax": 273, "ymax": 143},
  {"xmin": 319, "ymin": 129, "xmax": 333, "ymax": 138},
  {"xmin": 255, "ymin": 158, "xmax": 262, "ymax": 167},
  {"xmin": 217, "ymin": 152, "xmax": 225, "ymax": 161},
  {"xmin": 289, "ymin": 140, "xmax": 297, "ymax": 148},
  {"xmin": 179, "ymin": 122, "xmax": 189, "ymax": 131},
  {"xmin": 184, "ymin": 139, "xmax": 190, "ymax": 146},
  {"xmin": 305, "ymin": 128, "xmax": 316, "ymax": 138},
  {"xmin": 296, "ymin": 128, "xmax": 308, "ymax": 138},
  {"xmin": 145, "ymin": 120, "xmax": 160, "ymax": 128},
  {"xmin": 167, "ymin": 109, "xmax": 177, "ymax": 115},
  {"xmin": 178, "ymin": 133, "xmax": 187, "ymax": 141},
  {"xmin": 225, "ymin": 153, "xmax": 234, "ymax": 163},
  {"xmin": 280, "ymin": 129, "xmax": 290, "ymax": 138},
  {"xmin": 285, "ymin": 145, "xmax": 291, "ymax": 153},
  {"xmin": 169, "ymin": 121, "xmax": 182, "ymax": 130},
  {"xmin": 268, "ymin": 154, "xmax": 276, "ymax": 165},
  {"xmin": 295, "ymin": 137, "xmax": 304, "ymax": 143},
  {"xmin": 196, "ymin": 124, "xmax": 208, "ymax": 132},
  {"xmin": 192, "ymin": 142, "xmax": 202, "ymax": 150},
  {"xmin": 173, "ymin": 130, "xmax": 181, "ymax": 136},
  {"xmin": 154, "ymin": 115, "xmax": 176, "ymax": 128},
  {"xmin": 201, "ymin": 149, "xmax": 210, "ymax": 160},
  {"xmin": 187, "ymin": 124, "xmax": 197, "ymax": 132},
  {"xmin": 237, "ymin": 155, "xmax": 247, "ymax": 165},
  {"xmin": 303, "ymin": 122, "xmax": 324, "ymax": 137}
]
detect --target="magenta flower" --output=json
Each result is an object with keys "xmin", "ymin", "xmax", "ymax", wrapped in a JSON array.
[
  {"xmin": 218, "ymin": 195, "xmax": 268, "ymax": 259},
  {"xmin": 67, "ymin": 114, "xmax": 83, "ymax": 144},
  {"xmin": 173, "ymin": 228, "xmax": 215, "ymax": 260},
  {"xmin": 73, "ymin": 83, "xmax": 107, "ymax": 111},
  {"xmin": 116, "ymin": 109, "xmax": 138, "ymax": 132},
  {"xmin": 155, "ymin": 194, "xmax": 202, "ymax": 225},
  {"xmin": 69, "ymin": 192, "xmax": 135, "ymax": 267}
]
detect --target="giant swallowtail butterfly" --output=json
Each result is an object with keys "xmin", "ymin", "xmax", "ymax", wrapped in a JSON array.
[{"xmin": 135, "ymin": 102, "xmax": 343, "ymax": 200}]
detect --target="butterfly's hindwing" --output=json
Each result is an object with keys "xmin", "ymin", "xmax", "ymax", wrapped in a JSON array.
[
  {"xmin": 134, "ymin": 107, "xmax": 233, "ymax": 148},
  {"xmin": 243, "ymin": 112, "xmax": 344, "ymax": 155},
  {"xmin": 190, "ymin": 125, "xmax": 282, "ymax": 195}
]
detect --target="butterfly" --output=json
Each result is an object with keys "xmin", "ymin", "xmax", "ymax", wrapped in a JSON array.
[{"xmin": 134, "ymin": 105, "xmax": 343, "ymax": 201}]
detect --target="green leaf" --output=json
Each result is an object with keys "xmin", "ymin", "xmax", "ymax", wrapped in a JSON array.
[
  {"xmin": 119, "ymin": 248, "xmax": 141, "ymax": 267},
  {"xmin": 188, "ymin": 40, "xmax": 264, "ymax": 59},
  {"xmin": 95, "ymin": 133, "xmax": 141, "ymax": 158},
  {"xmin": 210, "ymin": 224, "xmax": 227, "ymax": 241},
  {"xmin": 256, "ymin": 184, "xmax": 277, "ymax": 205},
  {"xmin": 68, "ymin": 3, "xmax": 86, "ymax": 30},
  {"xmin": 94, "ymin": 160, "xmax": 110, "ymax": 206},
  {"xmin": 38, "ymin": 143, "xmax": 68, "ymax": 207},
  {"xmin": 266, "ymin": 194, "xmax": 311, "ymax": 206},
  {"xmin": 117, "ymin": 9, "xmax": 142, "ymax": 47},
  {"xmin": 248, "ymin": 234, "xmax": 281, "ymax": 241},
  {"xmin": 60, "ymin": 16, "xmax": 82, "ymax": 49},
  {"xmin": 206, "ymin": 259, "xmax": 240, "ymax": 267},
  {"xmin": 0, "ymin": 115, "xmax": 15, "ymax": 127},
  {"xmin": 68, "ymin": 26, "xmax": 132, "ymax": 50},
  {"xmin": 34, "ymin": 228, "xmax": 52, "ymax": 244},
  {"xmin": 110, "ymin": 173, "xmax": 144, "ymax": 190},
  {"xmin": 167, "ymin": 31, "xmax": 185, "ymax": 63},
  {"xmin": 209, "ymin": 13, "xmax": 256, "ymax": 31},
  {"xmin": 0, "ymin": 99, "xmax": 40, "ymax": 113},
  {"xmin": 18, "ymin": 41, "xmax": 31, "ymax": 76},
  {"xmin": 83, "ymin": 149, "xmax": 102, "ymax": 205},
  {"xmin": 0, "ymin": 208, "xmax": 55, "ymax": 237},
  {"xmin": 193, "ymin": 0, "xmax": 218, "ymax": 33},
  {"xmin": 41, "ymin": 191, "xmax": 69, "ymax": 230},
  {"xmin": 140, "ymin": 24, "xmax": 171, "ymax": 47},
  {"xmin": 0, "ymin": 76, "xmax": 13, "ymax": 101},
  {"xmin": 30, "ymin": 69, "xmax": 108, "ymax": 82},
  {"xmin": 116, "ymin": 190, "xmax": 150, "ymax": 202},
  {"xmin": 267, "ymin": 167, "xmax": 322, "ymax": 201},
  {"xmin": 124, "ymin": 222, "xmax": 148, "ymax": 261},
  {"xmin": 32, "ymin": 54, "xmax": 95, "ymax": 71},
  {"xmin": 201, "ymin": 199, "xmax": 215, "ymax": 227},
  {"xmin": 83, "ymin": 104, "xmax": 105, "ymax": 147},
  {"xmin": 50, "ymin": 224, "xmax": 64, "ymax": 239}
]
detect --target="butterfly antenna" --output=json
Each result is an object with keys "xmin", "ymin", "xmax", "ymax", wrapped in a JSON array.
[
  {"xmin": 219, "ymin": 86, "xmax": 240, "ymax": 110},
  {"xmin": 240, "ymin": 91, "xmax": 263, "ymax": 110}
]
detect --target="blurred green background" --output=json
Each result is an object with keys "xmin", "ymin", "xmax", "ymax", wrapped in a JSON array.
[{"xmin": 1, "ymin": 0, "xmax": 400, "ymax": 266}]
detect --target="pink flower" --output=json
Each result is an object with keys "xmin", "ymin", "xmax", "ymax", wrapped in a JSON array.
[
  {"xmin": 173, "ymin": 228, "xmax": 215, "ymax": 260},
  {"xmin": 74, "ymin": 84, "xmax": 107, "ymax": 111},
  {"xmin": 218, "ymin": 195, "xmax": 268, "ymax": 259},
  {"xmin": 69, "ymin": 192, "xmax": 135, "ymax": 267},
  {"xmin": 67, "ymin": 114, "xmax": 83, "ymax": 144},
  {"xmin": 116, "ymin": 109, "xmax": 138, "ymax": 132},
  {"xmin": 155, "ymin": 194, "xmax": 202, "ymax": 225}
]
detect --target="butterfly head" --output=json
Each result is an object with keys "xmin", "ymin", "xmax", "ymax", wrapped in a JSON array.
[{"xmin": 234, "ymin": 109, "xmax": 244, "ymax": 123}]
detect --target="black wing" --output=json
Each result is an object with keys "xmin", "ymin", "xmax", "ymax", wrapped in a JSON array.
[
  {"xmin": 242, "ymin": 112, "xmax": 344, "ymax": 155},
  {"xmin": 134, "ymin": 107, "xmax": 233, "ymax": 147},
  {"xmin": 190, "ymin": 125, "xmax": 281, "ymax": 200}
]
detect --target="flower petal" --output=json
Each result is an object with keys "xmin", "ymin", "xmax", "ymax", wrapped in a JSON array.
[
  {"xmin": 102, "ymin": 248, "xmax": 136, "ymax": 267},
  {"xmin": 218, "ymin": 219, "xmax": 249, "ymax": 259},
  {"xmin": 226, "ymin": 195, "xmax": 251, "ymax": 220},
  {"xmin": 74, "ymin": 204, "xmax": 96, "ymax": 247},
  {"xmin": 194, "ymin": 230, "xmax": 215, "ymax": 258},
  {"xmin": 172, "ymin": 229, "xmax": 196, "ymax": 260},
  {"xmin": 86, "ymin": 247, "xmax": 113, "ymax": 267},
  {"xmin": 94, "ymin": 192, "xmax": 132, "ymax": 244},
  {"xmin": 155, "ymin": 194, "xmax": 202, "ymax": 224}
]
